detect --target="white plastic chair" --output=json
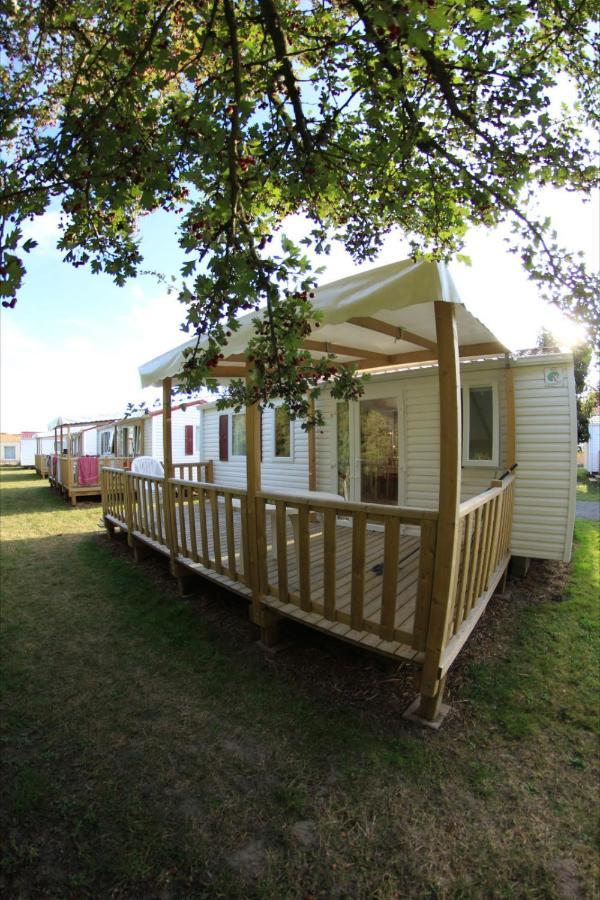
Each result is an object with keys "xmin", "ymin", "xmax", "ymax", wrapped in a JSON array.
[{"xmin": 131, "ymin": 456, "xmax": 164, "ymax": 477}]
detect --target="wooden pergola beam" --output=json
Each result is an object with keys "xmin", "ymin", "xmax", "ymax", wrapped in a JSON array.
[
  {"xmin": 348, "ymin": 316, "xmax": 438, "ymax": 353},
  {"xmin": 301, "ymin": 338, "xmax": 390, "ymax": 363},
  {"xmin": 208, "ymin": 365, "xmax": 249, "ymax": 377}
]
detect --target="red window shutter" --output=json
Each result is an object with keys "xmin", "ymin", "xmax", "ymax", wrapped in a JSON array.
[
  {"xmin": 219, "ymin": 415, "xmax": 228, "ymax": 461},
  {"xmin": 184, "ymin": 424, "xmax": 193, "ymax": 456}
]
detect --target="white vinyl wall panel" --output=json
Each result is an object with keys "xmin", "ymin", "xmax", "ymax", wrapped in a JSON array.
[
  {"xmin": 511, "ymin": 361, "xmax": 576, "ymax": 562},
  {"xmin": 202, "ymin": 406, "xmax": 310, "ymax": 491},
  {"xmin": 149, "ymin": 406, "xmax": 201, "ymax": 463}
]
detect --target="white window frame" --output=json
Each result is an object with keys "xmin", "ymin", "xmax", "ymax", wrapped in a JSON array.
[
  {"xmin": 273, "ymin": 406, "xmax": 293, "ymax": 461},
  {"xmin": 461, "ymin": 379, "xmax": 499, "ymax": 467},
  {"xmin": 3, "ymin": 445, "xmax": 16, "ymax": 460},
  {"xmin": 230, "ymin": 412, "xmax": 247, "ymax": 458}
]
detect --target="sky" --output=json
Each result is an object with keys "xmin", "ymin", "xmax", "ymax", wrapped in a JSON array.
[{"xmin": 1, "ymin": 186, "xmax": 597, "ymax": 434}]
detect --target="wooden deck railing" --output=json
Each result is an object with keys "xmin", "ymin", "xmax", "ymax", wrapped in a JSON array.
[
  {"xmin": 35, "ymin": 454, "xmax": 49, "ymax": 477},
  {"xmin": 100, "ymin": 467, "xmax": 515, "ymax": 677},
  {"xmin": 437, "ymin": 474, "xmax": 515, "ymax": 677},
  {"xmin": 172, "ymin": 461, "xmax": 214, "ymax": 482},
  {"xmin": 102, "ymin": 466, "xmax": 128, "ymax": 523},
  {"xmin": 169, "ymin": 478, "xmax": 248, "ymax": 584},
  {"xmin": 58, "ymin": 455, "xmax": 131, "ymax": 488},
  {"xmin": 256, "ymin": 489, "xmax": 438, "ymax": 648},
  {"xmin": 101, "ymin": 468, "xmax": 248, "ymax": 585}
]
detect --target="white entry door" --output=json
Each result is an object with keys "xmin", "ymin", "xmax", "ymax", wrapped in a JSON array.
[
  {"xmin": 357, "ymin": 396, "xmax": 400, "ymax": 504},
  {"xmin": 341, "ymin": 390, "xmax": 403, "ymax": 505}
]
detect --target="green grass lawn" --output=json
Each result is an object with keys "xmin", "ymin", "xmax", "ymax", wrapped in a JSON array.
[
  {"xmin": 576, "ymin": 468, "xmax": 600, "ymax": 502},
  {"xmin": 1, "ymin": 469, "xmax": 598, "ymax": 898}
]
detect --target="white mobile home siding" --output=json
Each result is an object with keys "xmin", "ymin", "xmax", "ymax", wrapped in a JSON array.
[
  {"xmin": 511, "ymin": 359, "xmax": 576, "ymax": 562},
  {"xmin": 20, "ymin": 438, "xmax": 36, "ymax": 466},
  {"xmin": 148, "ymin": 406, "xmax": 202, "ymax": 463},
  {"xmin": 586, "ymin": 417, "xmax": 600, "ymax": 474},
  {"xmin": 202, "ymin": 405, "xmax": 310, "ymax": 492}
]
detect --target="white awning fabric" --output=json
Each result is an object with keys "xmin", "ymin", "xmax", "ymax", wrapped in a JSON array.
[{"xmin": 139, "ymin": 258, "xmax": 505, "ymax": 388}]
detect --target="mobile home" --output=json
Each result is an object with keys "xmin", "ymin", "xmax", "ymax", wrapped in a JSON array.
[{"xmin": 101, "ymin": 258, "xmax": 577, "ymax": 724}]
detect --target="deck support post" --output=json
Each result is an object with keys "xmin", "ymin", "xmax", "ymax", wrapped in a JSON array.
[
  {"xmin": 417, "ymin": 301, "xmax": 462, "ymax": 724},
  {"xmin": 132, "ymin": 535, "xmax": 150, "ymax": 564}
]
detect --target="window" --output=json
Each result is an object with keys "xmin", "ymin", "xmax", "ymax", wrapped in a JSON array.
[
  {"xmin": 100, "ymin": 431, "xmax": 112, "ymax": 454},
  {"xmin": 184, "ymin": 424, "xmax": 194, "ymax": 456},
  {"xmin": 274, "ymin": 407, "xmax": 291, "ymax": 458},
  {"xmin": 462, "ymin": 384, "xmax": 499, "ymax": 466},
  {"xmin": 195, "ymin": 426, "xmax": 201, "ymax": 457},
  {"xmin": 132, "ymin": 425, "xmax": 142, "ymax": 455},
  {"xmin": 3, "ymin": 446, "xmax": 16, "ymax": 460},
  {"xmin": 232, "ymin": 413, "xmax": 246, "ymax": 456}
]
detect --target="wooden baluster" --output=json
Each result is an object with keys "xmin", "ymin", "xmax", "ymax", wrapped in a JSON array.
[
  {"xmin": 240, "ymin": 495, "xmax": 250, "ymax": 584},
  {"xmin": 209, "ymin": 489, "xmax": 222, "ymax": 573},
  {"xmin": 275, "ymin": 501, "xmax": 288, "ymax": 603},
  {"xmin": 147, "ymin": 478, "xmax": 157, "ymax": 540},
  {"xmin": 177, "ymin": 486, "xmax": 187, "ymax": 557},
  {"xmin": 155, "ymin": 478, "xmax": 165, "ymax": 546},
  {"xmin": 464, "ymin": 505, "xmax": 482, "ymax": 615},
  {"xmin": 225, "ymin": 494, "xmax": 236, "ymax": 579},
  {"xmin": 380, "ymin": 516, "xmax": 400, "ymax": 641},
  {"xmin": 323, "ymin": 507, "xmax": 337, "ymax": 620},
  {"xmin": 472, "ymin": 502, "xmax": 490, "ymax": 605},
  {"xmin": 298, "ymin": 504, "xmax": 311, "ymax": 611},
  {"xmin": 412, "ymin": 518, "xmax": 437, "ymax": 651},
  {"xmin": 490, "ymin": 484, "xmax": 504, "ymax": 572},
  {"xmin": 480, "ymin": 496, "xmax": 497, "ymax": 594},
  {"xmin": 350, "ymin": 511, "xmax": 367, "ymax": 630},
  {"xmin": 256, "ymin": 497, "xmax": 269, "ymax": 593},
  {"xmin": 453, "ymin": 513, "xmax": 473, "ymax": 631},
  {"xmin": 187, "ymin": 485, "xmax": 199, "ymax": 562},
  {"xmin": 198, "ymin": 488, "xmax": 209, "ymax": 566}
]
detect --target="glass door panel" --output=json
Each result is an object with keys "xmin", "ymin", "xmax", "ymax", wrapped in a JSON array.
[{"xmin": 359, "ymin": 398, "xmax": 399, "ymax": 505}]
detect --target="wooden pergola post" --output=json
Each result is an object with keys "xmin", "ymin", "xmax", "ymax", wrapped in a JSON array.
[
  {"xmin": 418, "ymin": 301, "xmax": 462, "ymax": 722},
  {"xmin": 505, "ymin": 359, "xmax": 516, "ymax": 469},
  {"xmin": 162, "ymin": 377, "xmax": 173, "ymax": 478},
  {"xmin": 308, "ymin": 394, "xmax": 317, "ymax": 491},
  {"xmin": 245, "ymin": 383, "xmax": 279, "ymax": 645}
]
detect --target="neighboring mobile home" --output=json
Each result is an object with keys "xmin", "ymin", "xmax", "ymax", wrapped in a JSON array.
[
  {"xmin": 0, "ymin": 433, "xmax": 21, "ymax": 466},
  {"xmin": 48, "ymin": 416, "xmax": 117, "ymax": 505},
  {"xmin": 113, "ymin": 400, "xmax": 206, "ymax": 476},
  {"xmin": 20, "ymin": 432, "xmax": 38, "ymax": 467},
  {"xmin": 583, "ymin": 411, "xmax": 599, "ymax": 474},
  {"xmin": 101, "ymin": 258, "xmax": 577, "ymax": 725},
  {"xmin": 34, "ymin": 431, "xmax": 58, "ymax": 477}
]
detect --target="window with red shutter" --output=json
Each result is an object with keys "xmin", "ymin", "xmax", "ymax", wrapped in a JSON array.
[
  {"xmin": 184, "ymin": 424, "xmax": 193, "ymax": 456},
  {"xmin": 219, "ymin": 414, "xmax": 228, "ymax": 461}
]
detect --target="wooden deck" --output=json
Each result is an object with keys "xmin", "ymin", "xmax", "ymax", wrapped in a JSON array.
[
  {"xmin": 102, "ymin": 466, "xmax": 515, "ymax": 696},
  {"xmin": 106, "ymin": 494, "xmax": 423, "ymax": 662}
]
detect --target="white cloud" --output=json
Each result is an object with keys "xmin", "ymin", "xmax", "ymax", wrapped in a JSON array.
[
  {"xmin": 0, "ymin": 286, "xmax": 188, "ymax": 432},
  {"xmin": 21, "ymin": 211, "xmax": 62, "ymax": 253}
]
